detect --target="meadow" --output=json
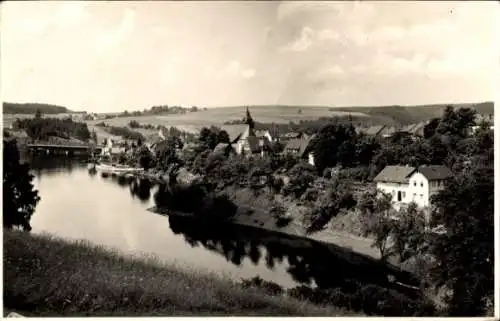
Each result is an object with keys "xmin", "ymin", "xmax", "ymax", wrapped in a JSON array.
[
  {"xmin": 3, "ymin": 229, "xmax": 356, "ymax": 317},
  {"xmin": 86, "ymin": 106, "xmax": 369, "ymax": 133}
]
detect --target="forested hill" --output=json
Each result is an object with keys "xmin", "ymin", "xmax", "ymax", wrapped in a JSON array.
[
  {"xmin": 3, "ymin": 102, "xmax": 72, "ymax": 114},
  {"xmin": 333, "ymin": 101, "xmax": 494, "ymax": 125}
]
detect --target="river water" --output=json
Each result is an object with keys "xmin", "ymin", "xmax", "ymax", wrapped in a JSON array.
[
  {"xmin": 28, "ymin": 155, "xmax": 302, "ymax": 288},
  {"xmin": 26, "ymin": 155, "xmax": 416, "ymax": 294}
]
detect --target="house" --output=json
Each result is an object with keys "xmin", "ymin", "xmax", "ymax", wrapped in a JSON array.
[
  {"xmin": 357, "ymin": 125, "xmax": 386, "ymax": 136},
  {"xmin": 283, "ymin": 138, "xmax": 315, "ymax": 166},
  {"xmin": 379, "ymin": 126, "xmax": 397, "ymax": 138},
  {"xmin": 213, "ymin": 142, "xmax": 236, "ymax": 156},
  {"xmin": 100, "ymin": 138, "xmax": 127, "ymax": 157},
  {"xmin": 218, "ymin": 108, "xmax": 272, "ymax": 157},
  {"xmin": 470, "ymin": 113, "xmax": 494, "ymax": 134},
  {"xmin": 373, "ymin": 165, "xmax": 453, "ymax": 209},
  {"xmin": 279, "ymin": 132, "xmax": 304, "ymax": 143},
  {"xmin": 255, "ymin": 130, "xmax": 275, "ymax": 143}
]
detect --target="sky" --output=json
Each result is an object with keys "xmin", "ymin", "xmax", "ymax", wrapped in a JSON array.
[{"xmin": 1, "ymin": 1, "xmax": 498, "ymax": 112}]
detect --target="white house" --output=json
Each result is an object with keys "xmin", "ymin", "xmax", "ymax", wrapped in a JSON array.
[{"xmin": 373, "ymin": 165, "xmax": 453, "ymax": 209}]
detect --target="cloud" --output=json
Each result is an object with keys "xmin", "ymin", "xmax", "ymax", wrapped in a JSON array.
[{"xmin": 280, "ymin": 26, "xmax": 315, "ymax": 52}]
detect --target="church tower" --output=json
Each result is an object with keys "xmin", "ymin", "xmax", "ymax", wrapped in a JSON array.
[{"xmin": 243, "ymin": 107, "xmax": 256, "ymax": 136}]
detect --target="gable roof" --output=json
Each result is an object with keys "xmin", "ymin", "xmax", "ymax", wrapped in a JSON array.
[
  {"xmin": 284, "ymin": 138, "xmax": 313, "ymax": 158},
  {"xmin": 417, "ymin": 165, "xmax": 453, "ymax": 181},
  {"xmin": 373, "ymin": 165, "xmax": 416, "ymax": 183},
  {"xmin": 219, "ymin": 124, "xmax": 249, "ymax": 143},
  {"xmin": 213, "ymin": 142, "xmax": 235, "ymax": 154}
]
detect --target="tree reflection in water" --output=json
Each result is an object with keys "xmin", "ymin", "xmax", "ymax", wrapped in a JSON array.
[
  {"xmin": 167, "ymin": 215, "xmax": 421, "ymax": 297},
  {"xmin": 128, "ymin": 178, "xmax": 152, "ymax": 202}
]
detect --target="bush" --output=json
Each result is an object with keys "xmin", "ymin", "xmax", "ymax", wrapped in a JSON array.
[
  {"xmin": 106, "ymin": 126, "xmax": 144, "ymax": 141},
  {"xmin": 128, "ymin": 120, "xmax": 141, "ymax": 128},
  {"xmin": 241, "ymin": 276, "xmax": 284, "ymax": 297}
]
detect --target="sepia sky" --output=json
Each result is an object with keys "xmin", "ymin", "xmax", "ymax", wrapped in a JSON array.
[{"xmin": 1, "ymin": 1, "xmax": 498, "ymax": 112}]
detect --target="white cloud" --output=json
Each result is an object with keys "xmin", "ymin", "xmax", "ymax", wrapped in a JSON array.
[{"xmin": 280, "ymin": 26, "xmax": 315, "ymax": 52}]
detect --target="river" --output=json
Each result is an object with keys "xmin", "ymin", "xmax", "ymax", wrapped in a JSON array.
[
  {"xmin": 27, "ymin": 155, "xmax": 304, "ymax": 289},
  {"xmin": 26, "ymin": 155, "xmax": 418, "ymax": 295}
]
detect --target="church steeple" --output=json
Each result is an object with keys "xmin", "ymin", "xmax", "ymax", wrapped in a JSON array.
[{"xmin": 244, "ymin": 107, "xmax": 255, "ymax": 130}]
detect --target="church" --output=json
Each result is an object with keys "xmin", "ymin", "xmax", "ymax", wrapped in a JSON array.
[{"xmin": 218, "ymin": 108, "xmax": 273, "ymax": 157}]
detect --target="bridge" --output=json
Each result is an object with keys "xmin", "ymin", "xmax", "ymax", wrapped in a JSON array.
[{"xmin": 27, "ymin": 143, "xmax": 102, "ymax": 156}]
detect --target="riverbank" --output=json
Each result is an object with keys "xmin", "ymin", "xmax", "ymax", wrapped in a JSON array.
[{"xmin": 3, "ymin": 229, "xmax": 356, "ymax": 316}]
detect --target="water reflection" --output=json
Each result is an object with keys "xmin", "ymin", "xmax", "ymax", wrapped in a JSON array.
[
  {"xmin": 25, "ymin": 154, "xmax": 87, "ymax": 175},
  {"xmin": 167, "ymin": 215, "xmax": 420, "ymax": 297},
  {"xmin": 97, "ymin": 168, "xmax": 420, "ymax": 297},
  {"xmin": 129, "ymin": 179, "xmax": 152, "ymax": 202}
]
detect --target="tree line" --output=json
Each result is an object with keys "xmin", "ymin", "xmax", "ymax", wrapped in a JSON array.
[{"xmin": 13, "ymin": 112, "xmax": 91, "ymax": 142}]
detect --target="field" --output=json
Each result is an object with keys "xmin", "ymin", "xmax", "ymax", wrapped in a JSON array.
[
  {"xmin": 85, "ymin": 102, "xmax": 494, "ymax": 133},
  {"xmin": 85, "ymin": 106, "xmax": 369, "ymax": 134},
  {"xmin": 4, "ymin": 102, "xmax": 493, "ymax": 139},
  {"xmin": 2, "ymin": 113, "xmax": 79, "ymax": 128},
  {"xmin": 3, "ymin": 229, "xmax": 354, "ymax": 317}
]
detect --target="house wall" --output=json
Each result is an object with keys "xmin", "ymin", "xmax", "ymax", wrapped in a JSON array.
[
  {"xmin": 407, "ymin": 172, "xmax": 430, "ymax": 207},
  {"xmin": 376, "ymin": 181, "xmax": 410, "ymax": 205},
  {"xmin": 308, "ymin": 152, "xmax": 315, "ymax": 166},
  {"xmin": 377, "ymin": 173, "xmax": 447, "ymax": 211}
]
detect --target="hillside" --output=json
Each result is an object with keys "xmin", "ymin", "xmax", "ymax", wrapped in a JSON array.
[
  {"xmin": 3, "ymin": 230, "xmax": 353, "ymax": 317},
  {"xmin": 85, "ymin": 101, "xmax": 494, "ymax": 132},
  {"xmin": 3, "ymin": 102, "xmax": 72, "ymax": 114},
  {"xmin": 333, "ymin": 101, "xmax": 494, "ymax": 125}
]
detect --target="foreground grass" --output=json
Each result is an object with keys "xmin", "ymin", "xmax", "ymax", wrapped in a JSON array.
[{"xmin": 3, "ymin": 230, "xmax": 357, "ymax": 316}]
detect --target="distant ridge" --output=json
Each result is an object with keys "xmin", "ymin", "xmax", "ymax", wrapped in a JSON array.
[{"xmin": 2, "ymin": 102, "xmax": 72, "ymax": 114}]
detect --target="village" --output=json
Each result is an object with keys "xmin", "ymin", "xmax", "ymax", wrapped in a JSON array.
[{"xmin": 97, "ymin": 106, "xmax": 494, "ymax": 220}]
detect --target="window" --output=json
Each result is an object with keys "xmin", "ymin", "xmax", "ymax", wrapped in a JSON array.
[
  {"xmin": 420, "ymin": 194, "xmax": 423, "ymax": 199},
  {"xmin": 413, "ymin": 181, "xmax": 416, "ymax": 187},
  {"xmin": 397, "ymin": 191, "xmax": 402, "ymax": 202},
  {"xmin": 420, "ymin": 182, "xmax": 423, "ymax": 187},
  {"xmin": 402, "ymin": 191, "xmax": 406, "ymax": 198}
]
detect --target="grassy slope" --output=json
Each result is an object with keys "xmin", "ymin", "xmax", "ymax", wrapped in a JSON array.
[
  {"xmin": 3, "ymin": 230, "xmax": 356, "ymax": 317},
  {"xmin": 84, "ymin": 102, "xmax": 494, "ymax": 131}
]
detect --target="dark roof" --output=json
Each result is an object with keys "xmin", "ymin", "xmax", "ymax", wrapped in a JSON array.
[
  {"xmin": 246, "ymin": 136, "xmax": 271, "ymax": 153},
  {"xmin": 284, "ymin": 138, "xmax": 312, "ymax": 157},
  {"xmin": 373, "ymin": 165, "xmax": 416, "ymax": 183},
  {"xmin": 213, "ymin": 143, "xmax": 235, "ymax": 154},
  {"xmin": 417, "ymin": 165, "xmax": 453, "ymax": 181}
]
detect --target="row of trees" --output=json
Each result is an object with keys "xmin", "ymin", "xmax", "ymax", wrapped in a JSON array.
[
  {"xmin": 310, "ymin": 106, "xmax": 492, "ymax": 178},
  {"xmin": 13, "ymin": 112, "xmax": 91, "ymax": 142}
]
